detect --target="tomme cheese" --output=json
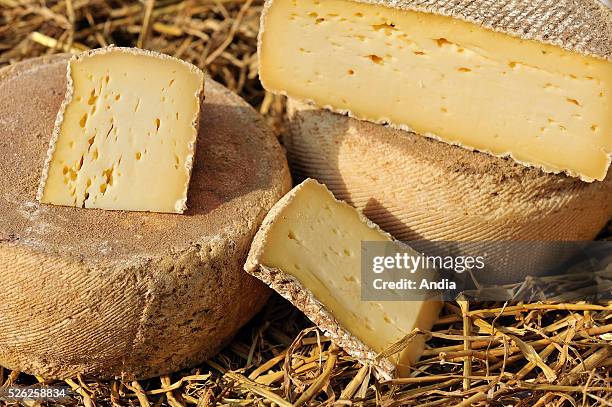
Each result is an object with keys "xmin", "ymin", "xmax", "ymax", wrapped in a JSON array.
[
  {"xmin": 285, "ymin": 99, "xmax": 612, "ymax": 243},
  {"xmin": 38, "ymin": 47, "xmax": 204, "ymax": 213},
  {"xmin": 0, "ymin": 55, "xmax": 291, "ymax": 379},
  {"xmin": 259, "ymin": 0, "xmax": 612, "ymax": 181},
  {"xmin": 245, "ymin": 179, "xmax": 442, "ymax": 376}
]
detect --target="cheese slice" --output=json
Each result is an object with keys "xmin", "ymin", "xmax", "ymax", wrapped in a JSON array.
[
  {"xmin": 245, "ymin": 179, "xmax": 441, "ymax": 376},
  {"xmin": 259, "ymin": 0, "xmax": 612, "ymax": 181},
  {"xmin": 38, "ymin": 47, "xmax": 205, "ymax": 213}
]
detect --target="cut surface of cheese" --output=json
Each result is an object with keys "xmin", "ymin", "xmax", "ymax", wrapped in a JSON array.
[
  {"xmin": 245, "ymin": 179, "xmax": 441, "ymax": 376},
  {"xmin": 259, "ymin": 0, "xmax": 612, "ymax": 181},
  {"xmin": 285, "ymin": 100, "xmax": 612, "ymax": 244},
  {"xmin": 0, "ymin": 55, "xmax": 291, "ymax": 379},
  {"xmin": 38, "ymin": 47, "xmax": 204, "ymax": 213}
]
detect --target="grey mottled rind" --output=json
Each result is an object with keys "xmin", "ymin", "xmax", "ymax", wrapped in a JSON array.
[
  {"xmin": 245, "ymin": 179, "xmax": 402, "ymax": 379},
  {"xmin": 36, "ymin": 46, "xmax": 206, "ymax": 213}
]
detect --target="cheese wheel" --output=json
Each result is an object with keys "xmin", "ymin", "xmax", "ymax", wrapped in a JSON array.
[
  {"xmin": 284, "ymin": 99, "xmax": 612, "ymax": 242},
  {"xmin": 0, "ymin": 55, "xmax": 291, "ymax": 380}
]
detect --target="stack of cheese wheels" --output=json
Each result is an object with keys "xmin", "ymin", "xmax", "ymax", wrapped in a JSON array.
[
  {"xmin": 0, "ymin": 55, "xmax": 291, "ymax": 379},
  {"xmin": 257, "ymin": 0, "xmax": 612, "ymax": 248}
]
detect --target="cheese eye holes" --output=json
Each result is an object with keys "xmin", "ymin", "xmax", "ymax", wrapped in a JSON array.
[
  {"xmin": 457, "ymin": 67, "xmax": 472, "ymax": 73},
  {"xmin": 367, "ymin": 54, "xmax": 384, "ymax": 65},
  {"xmin": 135, "ymin": 152, "xmax": 142, "ymax": 160},
  {"xmin": 347, "ymin": 69, "xmax": 355, "ymax": 75},
  {"xmin": 435, "ymin": 37, "xmax": 451, "ymax": 47},
  {"xmin": 79, "ymin": 113, "xmax": 88, "ymax": 128},
  {"xmin": 371, "ymin": 22, "xmax": 396, "ymax": 35},
  {"xmin": 155, "ymin": 118, "xmax": 161, "ymax": 131},
  {"xmin": 115, "ymin": 94, "xmax": 121, "ymax": 101},
  {"xmin": 87, "ymin": 89, "xmax": 97, "ymax": 105}
]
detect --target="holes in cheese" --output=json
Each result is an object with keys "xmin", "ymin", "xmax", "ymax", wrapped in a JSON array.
[
  {"xmin": 245, "ymin": 179, "xmax": 442, "ymax": 376},
  {"xmin": 37, "ymin": 47, "xmax": 204, "ymax": 213},
  {"xmin": 259, "ymin": 0, "xmax": 612, "ymax": 181}
]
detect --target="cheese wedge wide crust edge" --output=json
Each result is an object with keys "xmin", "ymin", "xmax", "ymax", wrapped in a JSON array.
[
  {"xmin": 257, "ymin": 0, "xmax": 612, "ymax": 182},
  {"xmin": 245, "ymin": 178, "xmax": 441, "ymax": 377},
  {"xmin": 36, "ymin": 46, "xmax": 205, "ymax": 213},
  {"xmin": 245, "ymin": 179, "xmax": 395, "ymax": 375}
]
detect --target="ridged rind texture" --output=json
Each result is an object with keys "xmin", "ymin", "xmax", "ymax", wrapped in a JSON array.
[
  {"xmin": 36, "ymin": 46, "xmax": 206, "ymax": 213},
  {"xmin": 285, "ymin": 100, "xmax": 612, "ymax": 243},
  {"xmin": 245, "ymin": 179, "xmax": 398, "ymax": 378},
  {"xmin": 0, "ymin": 55, "xmax": 292, "ymax": 380}
]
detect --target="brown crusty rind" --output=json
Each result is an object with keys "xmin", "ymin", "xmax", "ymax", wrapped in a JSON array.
[
  {"xmin": 0, "ymin": 54, "xmax": 291, "ymax": 380},
  {"xmin": 284, "ymin": 99, "xmax": 612, "ymax": 244},
  {"xmin": 36, "ymin": 46, "xmax": 206, "ymax": 213},
  {"xmin": 245, "ymin": 178, "xmax": 399, "ymax": 378},
  {"xmin": 258, "ymin": 0, "xmax": 612, "ymax": 182}
]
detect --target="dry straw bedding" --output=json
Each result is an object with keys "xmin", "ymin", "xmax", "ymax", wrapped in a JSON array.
[{"xmin": 1, "ymin": 1, "xmax": 611, "ymax": 405}]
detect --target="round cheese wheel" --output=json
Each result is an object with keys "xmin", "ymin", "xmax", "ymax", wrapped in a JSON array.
[
  {"xmin": 0, "ymin": 55, "xmax": 291, "ymax": 379},
  {"xmin": 285, "ymin": 99, "xmax": 612, "ymax": 242}
]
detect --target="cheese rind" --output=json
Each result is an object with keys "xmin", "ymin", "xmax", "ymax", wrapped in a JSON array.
[
  {"xmin": 0, "ymin": 55, "xmax": 291, "ymax": 380},
  {"xmin": 285, "ymin": 99, "xmax": 612, "ymax": 243},
  {"xmin": 259, "ymin": 0, "xmax": 612, "ymax": 181},
  {"xmin": 38, "ymin": 47, "xmax": 205, "ymax": 213},
  {"xmin": 245, "ymin": 179, "xmax": 442, "ymax": 377}
]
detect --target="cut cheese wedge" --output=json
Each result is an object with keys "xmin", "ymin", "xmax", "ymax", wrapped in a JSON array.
[
  {"xmin": 259, "ymin": 0, "xmax": 612, "ymax": 181},
  {"xmin": 38, "ymin": 47, "xmax": 205, "ymax": 213},
  {"xmin": 245, "ymin": 179, "xmax": 442, "ymax": 377}
]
